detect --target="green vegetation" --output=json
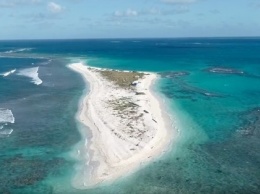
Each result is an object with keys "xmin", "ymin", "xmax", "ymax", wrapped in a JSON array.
[
  {"xmin": 108, "ymin": 97, "xmax": 139, "ymax": 112},
  {"xmin": 98, "ymin": 70, "xmax": 144, "ymax": 88}
]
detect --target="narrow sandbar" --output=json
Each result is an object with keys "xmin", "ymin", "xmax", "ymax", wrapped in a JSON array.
[{"xmin": 69, "ymin": 63, "xmax": 175, "ymax": 188}]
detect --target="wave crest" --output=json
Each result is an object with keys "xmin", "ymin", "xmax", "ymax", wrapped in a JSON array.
[
  {"xmin": 1, "ymin": 69, "xmax": 16, "ymax": 77},
  {"xmin": 0, "ymin": 108, "xmax": 15, "ymax": 124},
  {"xmin": 0, "ymin": 129, "xmax": 13, "ymax": 136},
  {"xmin": 17, "ymin": 67, "xmax": 43, "ymax": 85},
  {"xmin": 4, "ymin": 48, "xmax": 33, "ymax": 54},
  {"xmin": 0, "ymin": 109, "xmax": 15, "ymax": 137}
]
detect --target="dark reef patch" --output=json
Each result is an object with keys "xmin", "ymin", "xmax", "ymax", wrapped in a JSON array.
[
  {"xmin": 236, "ymin": 107, "xmax": 260, "ymax": 138},
  {"xmin": 204, "ymin": 67, "xmax": 245, "ymax": 75},
  {"xmin": 204, "ymin": 67, "xmax": 260, "ymax": 79},
  {"xmin": 160, "ymin": 78, "xmax": 224, "ymax": 101},
  {"xmin": 159, "ymin": 71, "xmax": 190, "ymax": 79}
]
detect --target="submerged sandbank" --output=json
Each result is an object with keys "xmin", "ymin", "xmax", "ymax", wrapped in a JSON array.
[{"xmin": 69, "ymin": 63, "xmax": 176, "ymax": 188}]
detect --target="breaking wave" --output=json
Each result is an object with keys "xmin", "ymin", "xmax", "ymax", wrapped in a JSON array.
[
  {"xmin": 1, "ymin": 69, "xmax": 16, "ymax": 77},
  {"xmin": 0, "ymin": 108, "xmax": 15, "ymax": 124},
  {"xmin": 17, "ymin": 67, "xmax": 43, "ymax": 85},
  {"xmin": 0, "ymin": 109, "xmax": 15, "ymax": 137},
  {"xmin": 0, "ymin": 129, "xmax": 13, "ymax": 136},
  {"xmin": 4, "ymin": 48, "xmax": 33, "ymax": 54}
]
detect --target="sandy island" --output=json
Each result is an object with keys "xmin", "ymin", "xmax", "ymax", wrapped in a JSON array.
[{"xmin": 69, "ymin": 63, "xmax": 175, "ymax": 188}]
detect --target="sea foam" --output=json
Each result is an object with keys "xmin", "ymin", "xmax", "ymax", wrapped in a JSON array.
[
  {"xmin": 1, "ymin": 69, "xmax": 16, "ymax": 77},
  {"xmin": 17, "ymin": 67, "xmax": 43, "ymax": 85},
  {"xmin": 4, "ymin": 48, "xmax": 33, "ymax": 54},
  {"xmin": 0, "ymin": 108, "xmax": 15, "ymax": 124},
  {"xmin": 0, "ymin": 129, "xmax": 13, "ymax": 135}
]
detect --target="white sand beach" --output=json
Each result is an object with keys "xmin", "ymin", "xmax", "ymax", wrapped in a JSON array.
[{"xmin": 69, "ymin": 63, "xmax": 175, "ymax": 188}]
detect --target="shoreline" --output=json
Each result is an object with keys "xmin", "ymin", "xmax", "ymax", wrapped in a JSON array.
[{"xmin": 68, "ymin": 62, "xmax": 176, "ymax": 188}]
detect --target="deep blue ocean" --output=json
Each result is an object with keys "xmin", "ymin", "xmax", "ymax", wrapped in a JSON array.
[{"xmin": 0, "ymin": 38, "xmax": 259, "ymax": 194}]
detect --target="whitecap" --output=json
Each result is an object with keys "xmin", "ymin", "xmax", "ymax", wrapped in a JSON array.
[
  {"xmin": 0, "ymin": 108, "xmax": 15, "ymax": 124},
  {"xmin": 0, "ymin": 129, "xmax": 13, "ymax": 135},
  {"xmin": 4, "ymin": 48, "xmax": 33, "ymax": 54},
  {"xmin": 1, "ymin": 69, "xmax": 16, "ymax": 77},
  {"xmin": 4, "ymin": 50, "xmax": 15, "ymax": 54},
  {"xmin": 16, "ymin": 48, "xmax": 32, "ymax": 52},
  {"xmin": 17, "ymin": 67, "xmax": 43, "ymax": 85}
]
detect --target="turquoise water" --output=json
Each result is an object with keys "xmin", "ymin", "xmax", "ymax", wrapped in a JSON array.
[{"xmin": 0, "ymin": 38, "xmax": 259, "ymax": 193}]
